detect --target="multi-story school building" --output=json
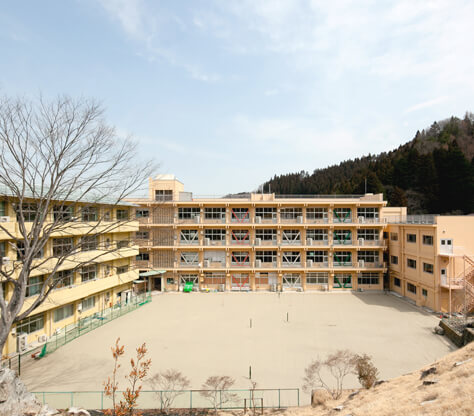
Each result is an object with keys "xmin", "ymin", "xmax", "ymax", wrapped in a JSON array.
[
  {"xmin": 0, "ymin": 197, "xmax": 139, "ymax": 357},
  {"xmin": 131, "ymin": 175, "xmax": 403, "ymax": 293},
  {"xmin": 131, "ymin": 175, "xmax": 473, "ymax": 314}
]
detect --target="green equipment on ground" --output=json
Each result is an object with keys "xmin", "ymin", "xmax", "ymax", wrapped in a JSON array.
[{"xmin": 183, "ymin": 282, "xmax": 194, "ymax": 292}]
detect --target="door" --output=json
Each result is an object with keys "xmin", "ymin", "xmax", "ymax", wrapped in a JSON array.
[{"xmin": 154, "ymin": 277, "xmax": 162, "ymax": 291}]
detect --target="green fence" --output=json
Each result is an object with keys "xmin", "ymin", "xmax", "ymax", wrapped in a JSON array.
[
  {"xmin": 34, "ymin": 388, "xmax": 300, "ymax": 410},
  {"xmin": 1, "ymin": 292, "xmax": 152, "ymax": 375}
]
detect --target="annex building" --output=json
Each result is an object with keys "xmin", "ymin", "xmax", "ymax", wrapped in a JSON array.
[
  {"xmin": 0, "ymin": 197, "xmax": 139, "ymax": 357},
  {"xmin": 131, "ymin": 175, "xmax": 473, "ymax": 314}
]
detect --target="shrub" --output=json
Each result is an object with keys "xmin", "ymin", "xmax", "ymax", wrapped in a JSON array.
[{"xmin": 353, "ymin": 354, "xmax": 378, "ymax": 389}]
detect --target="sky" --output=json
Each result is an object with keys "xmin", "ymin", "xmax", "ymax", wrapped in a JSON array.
[{"xmin": 0, "ymin": 0, "xmax": 473, "ymax": 195}]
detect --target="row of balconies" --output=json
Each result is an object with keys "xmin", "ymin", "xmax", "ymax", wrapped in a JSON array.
[
  {"xmin": 135, "ymin": 238, "xmax": 384, "ymax": 247},
  {"xmin": 138, "ymin": 215, "xmax": 384, "ymax": 225},
  {"xmin": 135, "ymin": 260, "xmax": 384, "ymax": 269}
]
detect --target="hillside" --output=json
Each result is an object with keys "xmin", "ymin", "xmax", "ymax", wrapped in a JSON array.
[
  {"xmin": 276, "ymin": 341, "xmax": 474, "ymax": 416},
  {"xmin": 262, "ymin": 114, "xmax": 474, "ymax": 214}
]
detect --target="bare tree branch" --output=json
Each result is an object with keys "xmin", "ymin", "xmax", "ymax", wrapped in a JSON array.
[{"xmin": 0, "ymin": 94, "xmax": 157, "ymax": 353}]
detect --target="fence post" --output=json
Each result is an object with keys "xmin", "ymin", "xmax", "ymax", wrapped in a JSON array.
[
  {"xmin": 160, "ymin": 391, "xmax": 163, "ymax": 410},
  {"xmin": 101, "ymin": 391, "xmax": 103, "ymax": 410},
  {"xmin": 18, "ymin": 353, "xmax": 20, "ymax": 376},
  {"xmin": 71, "ymin": 392, "xmax": 74, "ymax": 407},
  {"xmin": 43, "ymin": 392, "xmax": 45, "ymax": 404},
  {"xmin": 278, "ymin": 389, "xmax": 280, "ymax": 409},
  {"xmin": 297, "ymin": 389, "xmax": 299, "ymax": 407}
]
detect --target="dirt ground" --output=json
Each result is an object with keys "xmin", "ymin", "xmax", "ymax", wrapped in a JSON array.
[{"xmin": 20, "ymin": 291, "xmax": 454, "ymax": 405}]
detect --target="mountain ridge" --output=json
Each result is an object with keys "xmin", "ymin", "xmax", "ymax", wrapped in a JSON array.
[{"xmin": 261, "ymin": 113, "xmax": 474, "ymax": 214}]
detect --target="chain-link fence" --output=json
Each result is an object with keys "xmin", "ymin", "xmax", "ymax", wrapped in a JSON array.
[
  {"xmin": 1, "ymin": 293, "xmax": 152, "ymax": 375},
  {"xmin": 34, "ymin": 388, "xmax": 300, "ymax": 410}
]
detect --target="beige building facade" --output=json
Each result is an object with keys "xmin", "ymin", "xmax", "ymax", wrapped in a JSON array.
[
  {"xmin": 387, "ymin": 215, "xmax": 474, "ymax": 313},
  {"xmin": 0, "ymin": 197, "xmax": 139, "ymax": 357},
  {"xmin": 131, "ymin": 175, "xmax": 406, "ymax": 294}
]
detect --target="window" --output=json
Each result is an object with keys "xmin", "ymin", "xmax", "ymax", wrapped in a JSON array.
[
  {"xmin": 441, "ymin": 239, "xmax": 453, "ymax": 246},
  {"xmin": 203, "ymin": 272, "xmax": 226, "ymax": 285},
  {"xmin": 358, "ymin": 251, "xmax": 379, "ymax": 263},
  {"xmin": 230, "ymin": 208, "xmax": 250, "ymax": 222},
  {"xmin": 357, "ymin": 229, "xmax": 378, "ymax": 241},
  {"xmin": 255, "ymin": 251, "xmax": 277, "ymax": 263},
  {"xmin": 136, "ymin": 209, "xmax": 150, "ymax": 218},
  {"xmin": 16, "ymin": 203, "xmax": 38, "ymax": 222},
  {"xmin": 16, "ymin": 313, "xmax": 44, "ymax": 334},
  {"xmin": 204, "ymin": 229, "xmax": 225, "ymax": 241},
  {"xmin": 422, "ymin": 288, "xmax": 428, "ymax": 297},
  {"xmin": 26, "ymin": 275, "xmax": 44, "ymax": 297},
  {"xmin": 136, "ymin": 252, "xmax": 149, "ymax": 261},
  {"xmin": 280, "ymin": 208, "xmax": 302, "ymax": 220},
  {"xmin": 255, "ymin": 229, "xmax": 276, "ymax": 241},
  {"xmin": 81, "ymin": 296, "xmax": 95, "ymax": 311},
  {"xmin": 180, "ymin": 252, "xmax": 199, "ymax": 265},
  {"xmin": 81, "ymin": 206, "xmax": 98, "ymax": 221},
  {"xmin": 282, "ymin": 251, "xmax": 301, "ymax": 265},
  {"xmin": 390, "ymin": 232, "xmax": 398, "ymax": 241},
  {"xmin": 155, "ymin": 190, "xmax": 173, "ymax": 201},
  {"xmin": 390, "ymin": 255, "xmax": 398, "ymax": 265},
  {"xmin": 357, "ymin": 207, "xmax": 379, "ymax": 220},
  {"xmin": 407, "ymin": 258, "xmax": 417, "ymax": 269},
  {"xmin": 0, "ymin": 201, "xmax": 6, "ymax": 216},
  {"xmin": 422, "ymin": 235, "xmax": 433, "ymax": 245},
  {"xmin": 333, "ymin": 229, "xmax": 352, "ymax": 245},
  {"xmin": 394, "ymin": 277, "xmax": 401, "ymax": 287},
  {"xmin": 80, "ymin": 235, "xmax": 98, "ymax": 251},
  {"xmin": 282, "ymin": 229, "xmax": 301, "ymax": 244},
  {"xmin": 117, "ymin": 240, "xmax": 129, "ymax": 249},
  {"xmin": 178, "ymin": 207, "xmax": 200, "ymax": 219},
  {"xmin": 306, "ymin": 272, "xmax": 328, "ymax": 284},
  {"xmin": 52, "ymin": 238, "xmax": 74, "ymax": 257},
  {"xmin": 407, "ymin": 233, "xmax": 416, "ymax": 243},
  {"xmin": 255, "ymin": 207, "xmax": 276, "ymax": 220},
  {"xmin": 358, "ymin": 272, "xmax": 379, "ymax": 285},
  {"xmin": 231, "ymin": 229, "xmax": 250, "ymax": 244},
  {"xmin": 16, "ymin": 241, "xmax": 43, "ymax": 260},
  {"xmin": 333, "ymin": 251, "xmax": 352, "ymax": 266},
  {"xmin": 54, "ymin": 304, "xmax": 74, "ymax": 322},
  {"xmin": 116, "ymin": 209, "xmax": 129, "ymax": 220},
  {"xmin": 53, "ymin": 205, "xmax": 74, "ymax": 221},
  {"xmin": 117, "ymin": 265, "xmax": 129, "ymax": 275},
  {"xmin": 306, "ymin": 208, "xmax": 328, "ymax": 221},
  {"xmin": 407, "ymin": 282, "xmax": 417, "ymax": 294},
  {"xmin": 54, "ymin": 269, "xmax": 74, "ymax": 288},
  {"xmin": 423, "ymin": 263, "xmax": 434, "ymax": 274},
  {"xmin": 333, "ymin": 208, "xmax": 351, "ymax": 223},
  {"xmin": 136, "ymin": 231, "xmax": 149, "ymax": 239},
  {"xmin": 180, "ymin": 229, "xmax": 199, "ymax": 244},
  {"xmin": 334, "ymin": 273, "xmax": 352, "ymax": 288},
  {"xmin": 231, "ymin": 251, "xmax": 250, "ymax": 266},
  {"xmin": 306, "ymin": 229, "xmax": 328, "ymax": 241},
  {"xmin": 80, "ymin": 265, "xmax": 97, "ymax": 282},
  {"xmin": 167, "ymin": 277, "xmax": 175, "ymax": 284},
  {"xmin": 306, "ymin": 251, "xmax": 328, "ymax": 263},
  {"xmin": 204, "ymin": 207, "xmax": 225, "ymax": 219}
]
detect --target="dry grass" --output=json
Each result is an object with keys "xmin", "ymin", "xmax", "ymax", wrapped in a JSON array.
[{"xmin": 259, "ymin": 342, "xmax": 474, "ymax": 416}]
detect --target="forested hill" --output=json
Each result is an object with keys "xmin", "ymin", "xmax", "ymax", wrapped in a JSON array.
[{"xmin": 262, "ymin": 114, "xmax": 474, "ymax": 214}]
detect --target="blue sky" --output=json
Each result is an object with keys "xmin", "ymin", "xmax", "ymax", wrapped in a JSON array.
[{"xmin": 1, "ymin": 1, "xmax": 473, "ymax": 195}]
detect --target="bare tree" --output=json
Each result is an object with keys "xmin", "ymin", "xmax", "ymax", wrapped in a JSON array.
[
  {"xmin": 200, "ymin": 376, "xmax": 238, "ymax": 415},
  {"xmin": 0, "ymin": 95, "xmax": 155, "ymax": 354},
  {"xmin": 149, "ymin": 369, "xmax": 190, "ymax": 414},
  {"xmin": 302, "ymin": 350, "xmax": 356, "ymax": 400}
]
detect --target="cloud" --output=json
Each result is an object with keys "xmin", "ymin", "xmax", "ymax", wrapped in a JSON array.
[
  {"xmin": 405, "ymin": 97, "xmax": 447, "ymax": 113},
  {"xmin": 97, "ymin": 0, "xmax": 220, "ymax": 82}
]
